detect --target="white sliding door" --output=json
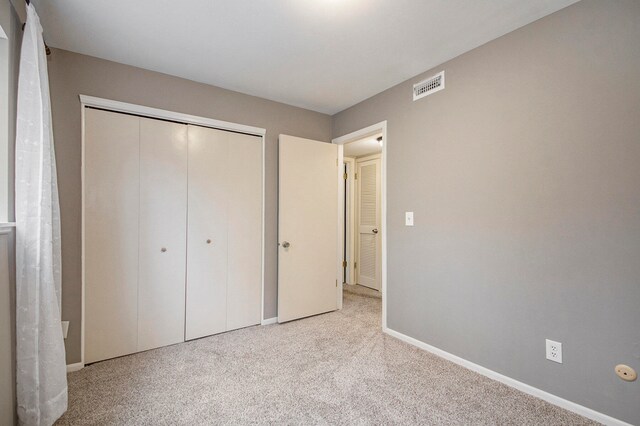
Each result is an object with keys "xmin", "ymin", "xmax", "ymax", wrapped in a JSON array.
[
  {"xmin": 278, "ymin": 135, "xmax": 339, "ymax": 323},
  {"xmin": 85, "ymin": 109, "xmax": 140, "ymax": 364},
  {"xmin": 137, "ymin": 118, "xmax": 188, "ymax": 352},
  {"xmin": 356, "ymin": 157, "xmax": 381, "ymax": 290},
  {"xmin": 185, "ymin": 125, "xmax": 229, "ymax": 340},
  {"xmin": 226, "ymin": 132, "xmax": 262, "ymax": 331}
]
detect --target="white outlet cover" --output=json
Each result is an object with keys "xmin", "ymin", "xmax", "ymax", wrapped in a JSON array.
[
  {"xmin": 546, "ymin": 339, "xmax": 562, "ymax": 363},
  {"xmin": 405, "ymin": 212, "xmax": 414, "ymax": 226}
]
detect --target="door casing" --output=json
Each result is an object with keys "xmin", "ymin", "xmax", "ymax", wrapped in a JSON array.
[
  {"xmin": 343, "ymin": 157, "xmax": 356, "ymax": 286},
  {"xmin": 332, "ymin": 121, "xmax": 387, "ymax": 326}
]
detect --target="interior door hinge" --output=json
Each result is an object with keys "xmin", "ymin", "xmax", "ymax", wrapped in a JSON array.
[
  {"xmin": 343, "ymin": 172, "xmax": 348, "ymax": 180},
  {"xmin": 354, "ymin": 262, "xmax": 357, "ymax": 269},
  {"xmin": 355, "ymin": 173, "xmax": 358, "ymax": 180},
  {"xmin": 342, "ymin": 260, "xmax": 347, "ymax": 268},
  {"xmin": 336, "ymin": 279, "xmax": 338, "ymax": 287}
]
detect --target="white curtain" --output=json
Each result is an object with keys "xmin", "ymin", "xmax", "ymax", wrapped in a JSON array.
[{"xmin": 15, "ymin": 3, "xmax": 67, "ymax": 425}]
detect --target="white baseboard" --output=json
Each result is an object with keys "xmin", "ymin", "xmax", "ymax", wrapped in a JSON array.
[
  {"xmin": 384, "ymin": 328, "xmax": 630, "ymax": 426},
  {"xmin": 261, "ymin": 317, "xmax": 277, "ymax": 326},
  {"xmin": 66, "ymin": 362, "xmax": 84, "ymax": 373}
]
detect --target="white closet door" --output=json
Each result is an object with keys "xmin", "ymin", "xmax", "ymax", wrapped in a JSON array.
[
  {"xmin": 85, "ymin": 109, "xmax": 140, "ymax": 364},
  {"xmin": 226, "ymin": 132, "xmax": 262, "ymax": 331},
  {"xmin": 357, "ymin": 158, "xmax": 381, "ymax": 290},
  {"xmin": 137, "ymin": 118, "xmax": 188, "ymax": 352},
  {"xmin": 185, "ymin": 125, "xmax": 229, "ymax": 340}
]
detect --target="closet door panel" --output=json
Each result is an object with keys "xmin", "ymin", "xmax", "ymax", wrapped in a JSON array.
[
  {"xmin": 185, "ymin": 126, "xmax": 229, "ymax": 340},
  {"xmin": 84, "ymin": 109, "xmax": 140, "ymax": 364},
  {"xmin": 137, "ymin": 118, "xmax": 188, "ymax": 352},
  {"xmin": 226, "ymin": 133, "xmax": 262, "ymax": 330}
]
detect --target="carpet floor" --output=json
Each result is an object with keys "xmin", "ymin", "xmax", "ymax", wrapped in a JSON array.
[
  {"xmin": 57, "ymin": 293, "xmax": 596, "ymax": 425},
  {"xmin": 342, "ymin": 284, "xmax": 381, "ymax": 299}
]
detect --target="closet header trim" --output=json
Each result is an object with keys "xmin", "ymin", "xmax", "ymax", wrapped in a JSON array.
[{"xmin": 79, "ymin": 95, "xmax": 267, "ymax": 136}]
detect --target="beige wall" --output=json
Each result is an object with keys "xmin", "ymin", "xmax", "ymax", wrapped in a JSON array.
[
  {"xmin": 0, "ymin": 232, "xmax": 16, "ymax": 425},
  {"xmin": 333, "ymin": 1, "xmax": 640, "ymax": 424},
  {"xmin": 47, "ymin": 49, "xmax": 332, "ymax": 364}
]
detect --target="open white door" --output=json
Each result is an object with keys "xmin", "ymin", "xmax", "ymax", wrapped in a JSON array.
[
  {"xmin": 356, "ymin": 157, "xmax": 381, "ymax": 290},
  {"xmin": 278, "ymin": 135, "xmax": 339, "ymax": 323}
]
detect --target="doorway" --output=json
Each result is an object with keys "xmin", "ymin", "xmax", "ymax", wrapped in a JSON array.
[
  {"xmin": 333, "ymin": 121, "xmax": 387, "ymax": 330},
  {"xmin": 345, "ymin": 138, "xmax": 382, "ymax": 291}
]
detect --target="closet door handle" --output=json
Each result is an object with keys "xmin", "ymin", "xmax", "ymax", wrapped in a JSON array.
[
  {"xmin": 281, "ymin": 241, "xmax": 290, "ymax": 248},
  {"xmin": 372, "ymin": 229, "xmax": 379, "ymax": 234},
  {"xmin": 161, "ymin": 247, "xmax": 167, "ymax": 253},
  {"xmin": 206, "ymin": 239, "xmax": 212, "ymax": 244}
]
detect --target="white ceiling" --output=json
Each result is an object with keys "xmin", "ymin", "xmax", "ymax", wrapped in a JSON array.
[
  {"xmin": 33, "ymin": 0, "xmax": 578, "ymax": 114},
  {"xmin": 344, "ymin": 133, "xmax": 382, "ymax": 158}
]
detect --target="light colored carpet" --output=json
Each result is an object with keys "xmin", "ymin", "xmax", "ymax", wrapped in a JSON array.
[
  {"xmin": 57, "ymin": 293, "xmax": 596, "ymax": 425},
  {"xmin": 343, "ymin": 283, "xmax": 381, "ymax": 299}
]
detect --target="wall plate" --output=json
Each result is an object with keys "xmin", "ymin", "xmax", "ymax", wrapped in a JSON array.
[{"xmin": 546, "ymin": 339, "xmax": 562, "ymax": 363}]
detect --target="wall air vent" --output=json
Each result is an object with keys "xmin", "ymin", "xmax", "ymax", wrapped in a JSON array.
[{"xmin": 413, "ymin": 71, "xmax": 445, "ymax": 101}]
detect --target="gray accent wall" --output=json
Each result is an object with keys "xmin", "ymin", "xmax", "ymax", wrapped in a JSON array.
[
  {"xmin": 47, "ymin": 49, "xmax": 332, "ymax": 365},
  {"xmin": 332, "ymin": 1, "xmax": 640, "ymax": 424}
]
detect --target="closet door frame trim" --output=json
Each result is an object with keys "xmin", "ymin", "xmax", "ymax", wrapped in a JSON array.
[{"xmin": 80, "ymin": 95, "xmax": 266, "ymax": 369}]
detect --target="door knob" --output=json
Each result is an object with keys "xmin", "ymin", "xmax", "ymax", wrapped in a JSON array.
[
  {"xmin": 372, "ymin": 229, "xmax": 379, "ymax": 234},
  {"xmin": 161, "ymin": 247, "xmax": 167, "ymax": 252},
  {"xmin": 281, "ymin": 241, "xmax": 290, "ymax": 248},
  {"xmin": 206, "ymin": 239, "xmax": 212, "ymax": 244}
]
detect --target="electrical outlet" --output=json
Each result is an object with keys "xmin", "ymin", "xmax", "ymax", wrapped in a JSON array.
[{"xmin": 546, "ymin": 339, "xmax": 562, "ymax": 363}]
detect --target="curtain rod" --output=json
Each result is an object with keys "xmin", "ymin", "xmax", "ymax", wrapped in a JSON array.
[{"xmin": 22, "ymin": 0, "xmax": 52, "ymax": 55}]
